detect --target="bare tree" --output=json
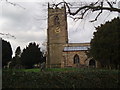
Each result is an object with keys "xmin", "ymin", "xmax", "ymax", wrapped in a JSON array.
[
  {"xmin": 2, "ymin": 0, "xmax": 120, "ymax": 22},
  {"xmin": 52, "ymin": 0, "xmax": 120, "ymax": 22}
]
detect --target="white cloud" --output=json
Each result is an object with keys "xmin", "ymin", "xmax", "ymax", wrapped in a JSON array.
[{"xmin": 0, "ymin": 0, "xmax": 118, "ymax": 56}]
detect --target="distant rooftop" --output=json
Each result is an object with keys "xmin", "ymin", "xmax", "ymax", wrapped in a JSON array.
[{"xmin": 63, "ymin": 46, "xmax": 90, "ymax": 52}]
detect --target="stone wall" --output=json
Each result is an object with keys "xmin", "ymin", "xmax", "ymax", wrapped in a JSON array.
[
  {"xmin": 62, "ymin": 43, "xmax": 90, "ymax": 68},
  {"xmin": 62, "ymin": 51, "xmax": 88, "ymax": 67}
]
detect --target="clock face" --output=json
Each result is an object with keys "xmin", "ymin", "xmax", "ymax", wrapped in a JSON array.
[{"xmin": 55, "ymin": 27, "xmax": 60, "ymax": 33}]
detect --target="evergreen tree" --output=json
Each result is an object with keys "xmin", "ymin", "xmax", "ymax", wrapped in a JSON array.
[
  {"xmin": 15, "ymin": 46, "xmax": 21, "ymax": 57},
  {"xmin": 9, "ymin": 46, "xmax": 22, "ymax": 69},
  {"xmin": 2, "ymin": 39, "xmax": 13, "ymax": 68},
  {"xmin": 21, "ymin": 42, "xmax": 43, "ymax": 69},
  {"xmin": 90, "ymin": 17, "xmax": 120, "ymax": 69}
]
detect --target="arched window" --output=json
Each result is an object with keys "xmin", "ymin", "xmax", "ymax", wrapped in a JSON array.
[
  {"xmin": 54, "ymin": 15, "xmax": 60, "ymax": 25},
  {"xmin": 73, "ymin": 54, "xmax": 80, "ymax": 64},
  {"xmin": 89, "ymin": 59, "xmax": 96, "ymax": 67}
]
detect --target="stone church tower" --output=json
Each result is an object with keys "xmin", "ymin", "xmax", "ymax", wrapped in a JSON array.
[
  {"xmin": 47, "ymin": 3, "xmax": 68, "ymax": 68},
  {"xmin": 46, "ymin": 3, "xmax": 99, "ymax": 68}
]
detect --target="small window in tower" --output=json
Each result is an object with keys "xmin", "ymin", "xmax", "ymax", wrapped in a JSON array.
[{"xmin": 54, "ymin": 15, "xmax": 60, "ymax": 25}]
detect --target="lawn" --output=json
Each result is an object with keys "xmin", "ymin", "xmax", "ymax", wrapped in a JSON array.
[{"xmin": 2, "ymin": 68, "xmax": 120, "ymax": 88}]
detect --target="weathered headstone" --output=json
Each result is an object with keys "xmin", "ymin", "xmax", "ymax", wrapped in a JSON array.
[{"xmin": 40, "ymin": 62, "xmax": 46, "ymax": 72}]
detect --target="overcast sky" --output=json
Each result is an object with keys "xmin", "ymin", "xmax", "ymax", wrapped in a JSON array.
[{"xmin": 0, "ymin": 0, "xmax": 119, "ymax": 56}]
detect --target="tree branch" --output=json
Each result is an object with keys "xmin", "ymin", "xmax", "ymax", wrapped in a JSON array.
[
  {"xmin": 90, "ymin": 9, "xmax": 103, "ymax": 22},
  {"xmin": 68, "ymin": 5, "xmax": 120, "ymax": 16},
  {"xmin": 4, "ymin": 0, "xmax": 25, "ymax": 9},
  {"xmin": 106, "ymin": 0, "xmax": 113, "ymax": 8},
  {"xmin": 57, "ymin": 0, "xmax": 120, "ymax": 22},
  {"xmin": 0, "ymin": 33, "xmax": 16, "ymax": 39}
]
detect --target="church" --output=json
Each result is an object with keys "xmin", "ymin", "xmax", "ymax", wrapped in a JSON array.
[{"xmin": 46, "ymin": 3, "xmax": 98, "ymax": 68}]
